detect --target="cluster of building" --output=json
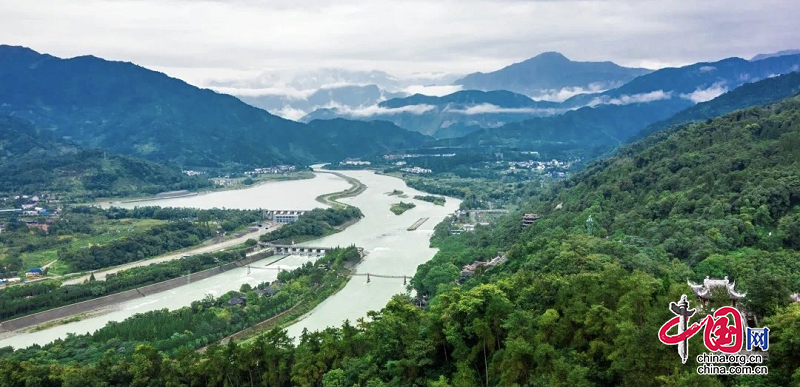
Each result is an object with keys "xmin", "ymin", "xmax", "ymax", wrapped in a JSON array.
[
  {"xmin": 244, "ymin": 165, "xmax": 296, "ymax": 175},
  {"xmin": 505, "ymin": 158, "xmax": 576, "ymax": 173},
  {"xmin": 460, "ymin": 255, "xmax": 508, "ymax": 280},
  {"xmin": 383, "ymin": 153, "xmax": 455, "ymax": 160},
  {"xmin": 449, "ymin": 209, "xmax": 510, "ymax": 235},
  {"xmin": 0, "ymin": 195, "xmax": 60, "ymax": 235},
  {"xmin": 263, "ymin": 209, "xmax": 306, "ymax": 224},
  {"xmin": 212, "ymin": 178, "xmax": 235, "ymax": 186},
  {"xmin": 182, "ymin": 170, "xmax": 205, "ymax": 176},
  {"xmin": 400, "ymin": 166, "xmax": 432, "ymax": 174},
  {"xmin": 0, "ymin": 268, "xmax": 44, "ymax": 286},
  {"xmin": 228, "ymin": 281, "xmax": 282, "ymax": 307},
  {"xmin": 339, "ymin": 159, "xmax": 371, "ymax": 166}
]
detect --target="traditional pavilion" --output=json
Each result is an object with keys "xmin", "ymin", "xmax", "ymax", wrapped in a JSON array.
[{"xmin": 687, "ymin": 276, "xmax": 746, "ymax": 307}]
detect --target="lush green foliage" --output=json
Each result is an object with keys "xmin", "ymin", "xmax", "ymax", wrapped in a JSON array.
[
  {"xmin": 2, "ymin": 89, "xmax": 800, "ymax": 386},
  {"xmin": 0, "ymin": 45, "xmax": 429, "ymax": 168},
  {"xmin": 0, "ymin": 247, "xmax": 360, "ymax": 373},
  {"xmin": 260, "ymin": 207, "xmax": 363, "ymax": 243},
  {"xmin": 414, "ymin": 195, "xmax": 446, "ymax": 206},
  {"xmin": 633, "ymin": 71, "xmax": 800, "ymax": 141},
  {"xmin": 390, "ymin": 202, "xmax": 416, "ymax": 215},
  {"xmin": 0, "ymin": 250, "xmax": 247, "ymax": 321},
  {"xmin": 0, "ymin": 116, "xmax": 211, "ymax": 198}
]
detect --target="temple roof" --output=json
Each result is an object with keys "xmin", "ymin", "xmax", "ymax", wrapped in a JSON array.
[{"xmin": 687, "ymin": 276, "xmax": 746, "ymax": 300}]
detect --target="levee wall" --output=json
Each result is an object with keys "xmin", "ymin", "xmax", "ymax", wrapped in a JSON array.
[{"xmin": 0, "ymin": 251, "xmax": 274, "ymax": 332}]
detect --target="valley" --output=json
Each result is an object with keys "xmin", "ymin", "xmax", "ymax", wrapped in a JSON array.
[{"xmin": 0, "ymin": 10, "xmax": 799, "ymax": 385}]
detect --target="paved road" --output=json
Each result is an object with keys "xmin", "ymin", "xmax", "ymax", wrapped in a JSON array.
[{"xmin": 62, "ymin": 224, "xmax": 281, "ymax": 285}]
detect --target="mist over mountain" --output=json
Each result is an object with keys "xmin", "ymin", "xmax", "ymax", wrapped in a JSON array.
[
  {"xmin": 563, "ymin": 54, "xmax": 800, "ymax": 107},
  {"xmin": 0, "ymin": 45, "xmax": 429, "ymax": 168},
  {"xmin": 207, "ymin": 68, "xmax": 462, "ymax": 120},
  {"xmin": 302, "ymin": 90, "xmax": 564, "ymax": 138},
  {"xmin": 453, "ymin": 52, "xmax": 652, "ymax": 99}
]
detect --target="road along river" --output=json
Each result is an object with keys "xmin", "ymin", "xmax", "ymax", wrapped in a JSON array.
[{"xmin": 0, "ymin": 169, "xmax": 459, "ymax": 348}]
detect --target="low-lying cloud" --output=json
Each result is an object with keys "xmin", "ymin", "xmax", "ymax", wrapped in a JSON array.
[
  {"xmin": 530, "ymin": 83, "xmax": 610, "ymax": 102},
  {"xmin": 679, "ymin": 82, "xmax": 728, "ymax": 103},
  {"xmin": 275, "ymin": 106, "xmax": 309, "ymax": 121},
  {"xmin": 333, "ymin": 103, "xmax": 437, "ymax": 117},
  {"xmin": 589, "ymin": 90, "xmax": 673, "ymax": 106},
  {"xmin": 445, "ymin": 103, "xmax": 560, "ymax": 115}
]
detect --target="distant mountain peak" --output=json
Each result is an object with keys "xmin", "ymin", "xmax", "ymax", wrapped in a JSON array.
[
  {"xmin": 529, "ymin": 51, "xmax": 569, "ymax": 61},
  {"xmin": 751, "ymin": 49, "xmax": 800, "ymax": 61},
  {"xmin": 454, "ymin": 52, "xmax": 651, "ymax": 95}
]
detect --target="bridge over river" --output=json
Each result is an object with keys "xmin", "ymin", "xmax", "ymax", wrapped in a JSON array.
[{"xmin": 261, "ymin": 243, "xmax": 365, "ymax": 257}]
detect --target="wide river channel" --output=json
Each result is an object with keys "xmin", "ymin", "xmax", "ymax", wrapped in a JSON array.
[{"xmin": 0, "ymin": 169, "xmax": 459, "ymax": 348}]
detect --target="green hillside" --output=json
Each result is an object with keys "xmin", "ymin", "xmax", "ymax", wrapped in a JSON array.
[
  {"xmin": 633, "ymin": 71, "xmax": 800, "ymax": 141},
  {"xmin": 3, "ymin": 94, "xmax": 799, "ymax": 387},
  {"xmin": 0, "ymin": 116, "xmax": 210, "ymax": 198},
  {"xmin": 0, "ymin": 45, "xmax": 430, "ymax": 168}
]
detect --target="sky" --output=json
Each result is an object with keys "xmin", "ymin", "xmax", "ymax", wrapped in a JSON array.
[{"xmin": 1, "ymin": 0, "xmax": 798, "ymax": 88}]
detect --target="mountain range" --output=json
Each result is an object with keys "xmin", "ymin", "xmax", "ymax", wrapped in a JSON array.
[
  {"xmin": 453, "ymin": 51, "xmax": 652, "ymax": 97},
  {"xmin": 0, "ymin": 45, "xmax": 429, "ymax": 169},
  {"xmin": 301, "ymin": 53, "xmax": 800, "ymax": 141},
  {"xmin": 0, "ymin": 115, "xmax": 209, "ymax": 198},
  {"xmin": 3, "ymin": 44, "xmax": 800, "ymax": 174}
]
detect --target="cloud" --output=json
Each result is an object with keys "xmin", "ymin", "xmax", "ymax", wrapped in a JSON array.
[
  {"xmin": 1, "ymin": 0, "xmax": 798, "ymax": 86},
  {"xmin": 334, "ymin": 104, "xmax": 437, "ymax": 117},
  {"xmin": 589, "ymin": 90, "xmax": 673, "ymax": 106},
  {"xmin": 699, "ymin": 65, "xmax": 717, "ymax": 72},
  {"xmin": 529, "ymin": 83, "xmax": 610, "ymax": 102},
  {"xmin": 445, "ymin": 103, "xmax": 560, "ymax": 115},
  {"xmin": 679, "ymin": 82, "xmax": 728, "ymax": 103},
  {"xmin": 275, "ymin": 106, "xmax": 309, "ymax": 121}
]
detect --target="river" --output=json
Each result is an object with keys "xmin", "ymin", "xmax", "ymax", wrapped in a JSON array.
[{"xmin": 0, "ymin": 169, "xmax": 459, "ymax": 348}]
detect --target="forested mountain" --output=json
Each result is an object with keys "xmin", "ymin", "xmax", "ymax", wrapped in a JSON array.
[
  {"xmin": 301, "ymin": 56, "xmax": 800, "ymax": 142},
  {"xmin": 0, "ymin": 45, "xmax": 428, "ymax": 168},
  {"xmin": 563, "ymin": 54, "xmax": 800, "ymax": 107},
  {"xmin": 302, "ymin": 90, "xmax": 563, "ymax": 138},
  {"xmin": 4, "ymin": 92, "xmax": 798, "ymax": 387},
  {"xmin": 440, "ymin": 71, "xmax": 800, "ymax": 159},
  {"xmin": 632, "ymin": 71, "xmax": 800, "ymax": 141},
  {"xmin": 0, "ymin": 116, "xmax": 211, "ymax": 198},
  {"xmin": 439, "ymin": 98, "xmax": 693, "ymax": 156},
  {"xmin": 378, "ymin": 90, "xmax": 557, "ymax": 109},
  {"xmin": 454, "ymin": 51, "xmax": 652, "ymax": 96}
]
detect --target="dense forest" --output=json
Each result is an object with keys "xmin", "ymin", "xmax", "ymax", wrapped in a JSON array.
[
  {"xmin": 0, "ymin": 247, "xmax": 362, "ymax": 370},
  {"xmin": 260, "ymin": 207, "xmax": 363, "ymax": 243},
  {"xmin": 0, "ymin": 45, "xmax": 429, "ymax": 168},
  {"xmin": 1, "ymin": 95, "xmax": 795, "ymax": 387},
  {"xmin": 0, "ymin": 249, "xmax": 248, "ymax": 321},
  {"xmin": 1, "ymin": 98, "xmax": 799, "ymax": 385},
  {"xmin": 0, "ymin": 115, "xmax": 212, "ymax": 198}
]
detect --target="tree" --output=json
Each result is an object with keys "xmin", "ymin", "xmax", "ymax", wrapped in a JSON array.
[{"xmin": 322, "ymin": 368, "xmax": 347, "ymax": 387}]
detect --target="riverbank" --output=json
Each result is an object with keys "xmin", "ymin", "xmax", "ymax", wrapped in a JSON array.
[
  {"xmin": 61, "ymin": 223, "xmax": 278, "ymax": 285},
  {"xmin": 315, "ymin": 170, "xmax": 367, "ymax": 208},
  {"xmin": 0, "ymin": 249, "xmax": 277, "ymax": 334}
]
